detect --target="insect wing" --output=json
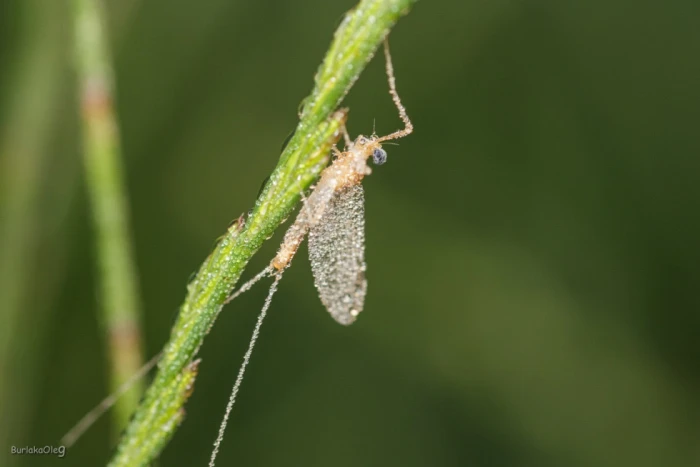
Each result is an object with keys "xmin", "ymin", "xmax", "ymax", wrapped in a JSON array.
[{"xmin": 308, "ymin": 184, "xmax": 367, "ymax": 325}]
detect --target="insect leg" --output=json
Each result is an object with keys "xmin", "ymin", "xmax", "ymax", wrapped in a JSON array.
[
  {"xmin": 342, "ymin": 123, "xmax": 352, "ymax": 149},
  {"xmin": 377, "ymin": 38, "xmax": 413, "ymax": 143},
  {"xmin": 60, "ymin": 352, "xmax": 163, "ymax": 448},
  {"xmin": 223, "ymin": 266, "xmax": 274, "ymax": 305},
  {"xmin": 209, "ymin": 272, "xmax": 283, "ymax": 467}
]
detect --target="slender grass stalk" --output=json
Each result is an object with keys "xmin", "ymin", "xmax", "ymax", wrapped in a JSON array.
[
  {"xmin": 0, "ymin": 2, "xmax": 67, "ymax": 460},
  {"xmin": 72, "ymin": 0, "xmax": 146, "ymax": 436},
  {"xmin": 109, "ymin": 0, "xmax": 418, "ymax": 465}
]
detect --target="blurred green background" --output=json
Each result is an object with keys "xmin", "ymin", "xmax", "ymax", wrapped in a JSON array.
[{"xmin": 1, "ymin": 0, "xmax": 699, "ymax": 466}]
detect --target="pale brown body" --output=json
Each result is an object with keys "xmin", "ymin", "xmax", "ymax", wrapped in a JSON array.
[{"xmin": 271, "ymin": 135, "xmax": 381, "ymax": 271}]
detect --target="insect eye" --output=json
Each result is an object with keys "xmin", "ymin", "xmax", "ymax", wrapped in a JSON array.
[
  {"xmin": 372, "ymin": 148, "xmax": 387, "ymax": 165},
  {"xmin": 358, "ymin": 136, "xmax": 367, "ymax": 145}
]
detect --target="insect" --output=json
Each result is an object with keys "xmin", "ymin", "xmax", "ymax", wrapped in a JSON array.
[
  {"xmin": 61, "ymin": 37, "xmax": 412, "ymax": 464},
  {"xmin": 209, "ymin": 37, "xmax": 413, "ymax": 466}
]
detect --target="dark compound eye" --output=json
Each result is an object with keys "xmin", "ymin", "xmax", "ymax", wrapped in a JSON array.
[{"xmin": 372, "ymin": 148, "xmax": 387, "ymax": 165}]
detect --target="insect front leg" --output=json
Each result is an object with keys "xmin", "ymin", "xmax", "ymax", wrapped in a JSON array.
[
  {"xmin": 342, "ymin": 124, "xmax": 352, "ymax": 149},
  {"xmin": 376, "ymin": 38, "xmax": 413, "ymax": 143}
]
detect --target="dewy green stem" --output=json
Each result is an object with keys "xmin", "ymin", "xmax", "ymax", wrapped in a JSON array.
[
  {"xmin": 109, "ymin": 0, "xmax": 418, "ymax": 465},
  {"xmin": 72, "ymin": 0, "xmax": 146, "ymax": 439}
]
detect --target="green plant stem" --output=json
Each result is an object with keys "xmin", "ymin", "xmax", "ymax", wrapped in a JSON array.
[
  {"xmin": 109, "ymin": 0, "xmax": 417, "ymax": 465},
  {"xmin": 72, "ymin": 0, "xmax": 145, "ymax": 436}
]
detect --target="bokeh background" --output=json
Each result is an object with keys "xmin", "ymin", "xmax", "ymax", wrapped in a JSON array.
[{"xmin": 1, "ymin": 0, "xmax": 699, "ymax": 466}]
